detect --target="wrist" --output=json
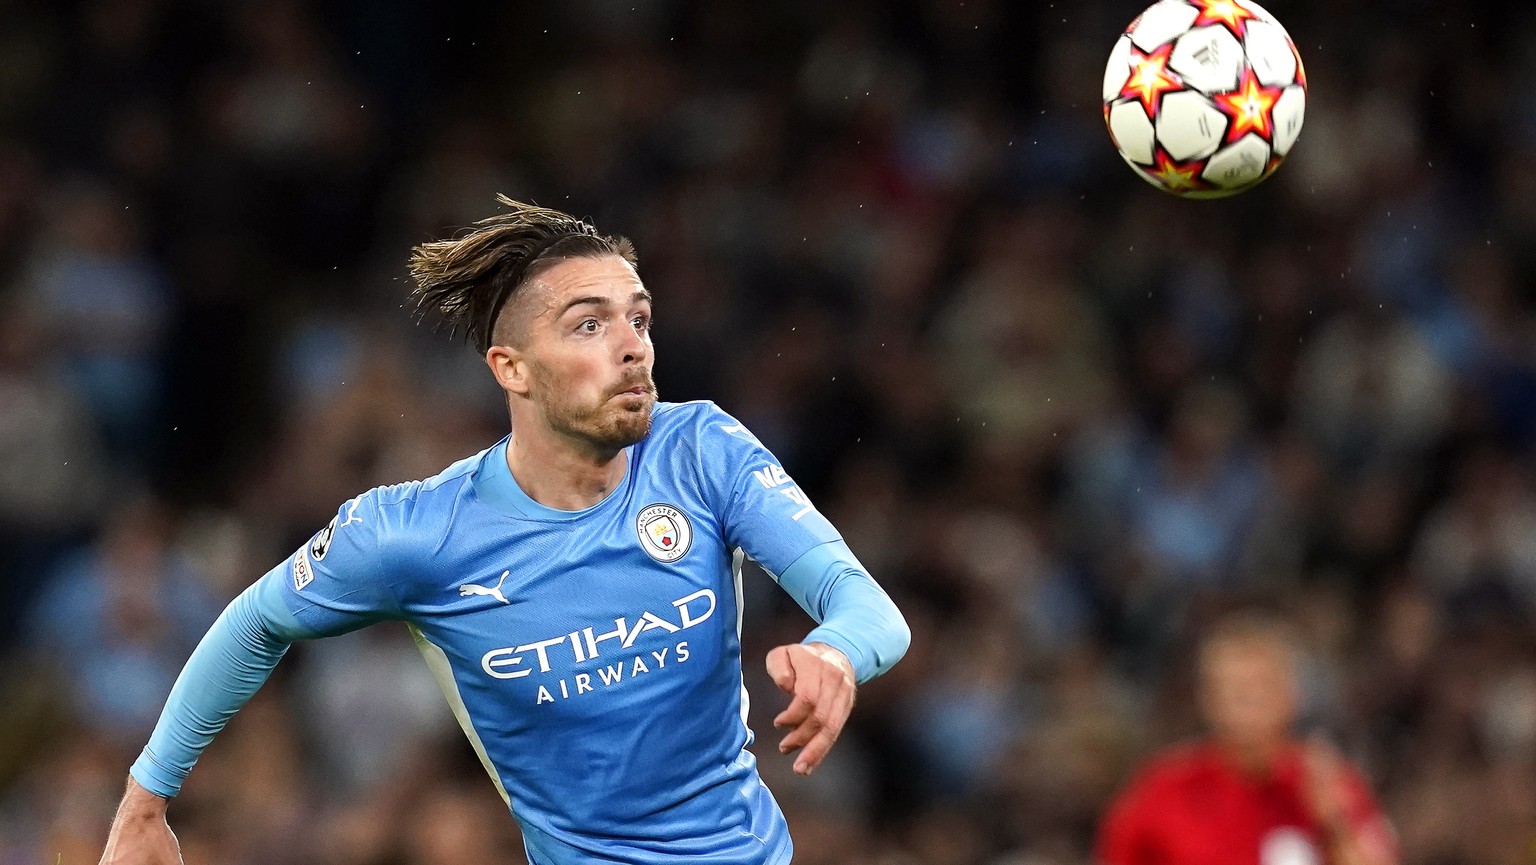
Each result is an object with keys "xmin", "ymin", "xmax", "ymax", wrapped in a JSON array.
[
  {"xmin": 120, "ymin": 777, "xmax": 172, "ymax": 816},
  {"xmin": 804, "ymin": 642, "xmax": 855, "ymax": 678}
]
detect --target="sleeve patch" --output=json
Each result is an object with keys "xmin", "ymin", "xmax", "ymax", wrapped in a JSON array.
[
  {"xmin": 292, "ymin": 550, "xmax": 314, "ymax": 591},
  {"xmin": 752, "ymin": 463, "xmax": 816, "ymax": 521}
]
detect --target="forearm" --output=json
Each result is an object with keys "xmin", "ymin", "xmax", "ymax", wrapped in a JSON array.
[
  {"xmin": 130, "ymin": 571, "xmax": 308, "ymax": 797},
  {"xmin": 776, "ymin": 541, "xmax": 911, "ymax": 684},
  {"xmin": 1324, "ymin": 826, "xmax": 1396, "ymax": 865}
]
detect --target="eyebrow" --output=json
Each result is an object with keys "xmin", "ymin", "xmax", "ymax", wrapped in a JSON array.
[{"xmin": 557, "ymin": 289, "xmax": 653, "ymax": 317}]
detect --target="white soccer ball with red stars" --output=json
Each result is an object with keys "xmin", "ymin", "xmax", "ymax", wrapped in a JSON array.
[{"xmin": 1102, "ymin": 0, "xmax": 1306, "ymax": 198}]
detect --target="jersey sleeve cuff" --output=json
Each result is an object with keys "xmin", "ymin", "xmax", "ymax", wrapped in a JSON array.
[
  {"xmin": 802, "ymin": 627, "xmax": 872, "ymax": 683},
  {"xmin": 129, "ymin": 749, "xmax": 184, "ymax": 799}
]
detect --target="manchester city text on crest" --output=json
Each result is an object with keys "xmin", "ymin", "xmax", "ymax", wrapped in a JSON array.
[{"xmin": 635, "ymin": 503, "xmax": 693, "ymax": 563}]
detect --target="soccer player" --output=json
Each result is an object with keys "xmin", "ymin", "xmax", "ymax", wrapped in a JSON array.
[
  {"xmin": 1095, "ymin": 614, "xmax": 1397, "ymax": 865},
  {"xmin": 97, "ymin": 197, "xmax": 911, "ymax": 865}
]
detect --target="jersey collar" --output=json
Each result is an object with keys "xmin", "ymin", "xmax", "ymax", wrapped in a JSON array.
[{"xmin": 473, "ymin": 435, "xmax": 633, "ymax": 521}]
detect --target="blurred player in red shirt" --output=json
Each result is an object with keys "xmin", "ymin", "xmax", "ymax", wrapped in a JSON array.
[{"xmin": 1096, "ymin": 614, "xmax": 1397, "ymax": 865}]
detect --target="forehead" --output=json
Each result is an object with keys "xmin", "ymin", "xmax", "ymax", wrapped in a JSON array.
[
  {"xmin": 1202, "ymin": 637, "xmax": 1293, "ymax": 676},
  {"xmin": 526, "ymin": 255, "xmax": 646, "ymax": 310}
]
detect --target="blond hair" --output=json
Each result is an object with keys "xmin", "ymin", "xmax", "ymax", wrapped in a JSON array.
[{"xmin": 408, "ymin": 195, "xmax": 637, "ymax": 351}]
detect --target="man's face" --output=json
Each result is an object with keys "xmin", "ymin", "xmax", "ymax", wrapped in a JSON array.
[
  {"xmin": 507, "ymin": 255, "xmax": 656, "ymax": 450},
  {"xmin": 1199, "ymin": 638, "xmax": 1298, "ymax": 751}
]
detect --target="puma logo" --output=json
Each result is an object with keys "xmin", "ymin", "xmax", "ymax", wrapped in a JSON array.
[
  {"xmin": 460, "ymin": 570, "xmax": 511, "ymax": 605},
  {"xmin": 339, "ymin": 498, "xmax": 364, "ymax": 529}
]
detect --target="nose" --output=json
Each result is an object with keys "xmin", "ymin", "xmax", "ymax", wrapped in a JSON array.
[{"xmin": 616, "ymin": 319, "xmax": 649, "ymax": 366}]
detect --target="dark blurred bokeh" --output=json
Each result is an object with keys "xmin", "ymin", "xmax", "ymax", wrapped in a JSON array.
[{"xmin": 2, "ymin": 0, "xmax": 1534, "ymax": 862}]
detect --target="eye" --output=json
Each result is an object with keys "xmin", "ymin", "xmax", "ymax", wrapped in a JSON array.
[
  {"xmin": 632, "ymin": 313, "xmax": 651, "ymax": 332},
  {"xmin": 577, "ymin": 318, "xmax": 600, "ymax": 334}
]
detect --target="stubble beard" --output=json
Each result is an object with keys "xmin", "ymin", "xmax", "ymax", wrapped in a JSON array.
[{"xmin": 538, "ymin": 368, "xmax": 656, "ymax": 452}]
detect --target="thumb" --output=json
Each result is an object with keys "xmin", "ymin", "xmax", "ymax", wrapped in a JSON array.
[{"xmin": 766, "ymin": 645, "xmax": 797, "ymax": 694}]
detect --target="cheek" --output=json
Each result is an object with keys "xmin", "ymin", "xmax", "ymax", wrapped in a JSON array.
[
  {"xmin": 1209, "ymin": 679, "xmax": 1265, "ymax": 719},
  {"xmin": 554, "ymin": 354, "xmax": 611, "ymax": 401}
]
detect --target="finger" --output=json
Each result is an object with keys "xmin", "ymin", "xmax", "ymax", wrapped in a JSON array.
[
  {"xmin": 793, "ymin": 725, "xmax": 838, "ymax": 775},
  {"xmin": 766, "ymin": 646, "xmax": 796, "ymax": 694},
  {"xmin": 777, "ymin": 696, "xmax": 828, "ymax": 753},
  {"xmin": 773, "ymin": 693, "xmax": 815, "ymax": 730},
  {"xmin": 793, "ymin": 685, "xmax": 854, "ymax": 774},
  {"xmin": 777, "ymin": 702, "xmax": 821, "ymax": 752},
  {"xmin": 776, "ymin": 672, "xmax": 827, "ymax": 747},
  {"xmin": 773, "ymin": 648, "xmax": 824, "ymax": 725},
  {"xmin": 778, "ymin": 716, "xmax": 820, "ymax": 755},
  {"xmin": 774, "ymin": 665, "xmax": 822, "ymax": 728},
  {"xmin": 779, "ymin": 662, "xmax": 848, "ymax": 754}
]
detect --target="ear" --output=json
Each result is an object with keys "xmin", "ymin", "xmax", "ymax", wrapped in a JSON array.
[{"xmin": 486, "ymin": 345, "xmax": 531, "ymax": 397}]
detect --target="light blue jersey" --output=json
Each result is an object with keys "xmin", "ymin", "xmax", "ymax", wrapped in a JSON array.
[{"xmin": 131, "ymin": 400, "xmax": 909, "ymax": 864}]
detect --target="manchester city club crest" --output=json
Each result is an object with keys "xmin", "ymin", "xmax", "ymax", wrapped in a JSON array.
[{"xmin": 636, "ymin": 503, "xmax": 693, "ymax": 563}]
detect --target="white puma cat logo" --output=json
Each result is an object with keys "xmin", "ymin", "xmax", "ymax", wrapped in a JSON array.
[
  {"xmin": 339, "ymin": 498, "xmax": 364, "ymax": 529},
  {"xmin": 460, "ymin": 570, "xmax": 511, "ymax": 605}
]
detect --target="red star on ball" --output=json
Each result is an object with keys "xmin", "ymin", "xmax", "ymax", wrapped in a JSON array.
[
  {"xmin": 1191, "ymin": 0, "xmax": 1260, "ymax": 38},
  {"xmin": 1119, "ymin": 43, "xmax": 1182, "ymax": 117},
  {"xmin": 1213, "ymin": 66, "xmax": 1284, "ymax": 142},
  {"xmin": 1148, "ymin": 150, "xmax": 1208, "ymax": 192}
]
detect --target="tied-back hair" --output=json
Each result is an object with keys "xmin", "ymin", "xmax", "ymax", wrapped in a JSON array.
[{"xmin": 408, "ymin": 194, "xmax": 638, "ymax": 352}]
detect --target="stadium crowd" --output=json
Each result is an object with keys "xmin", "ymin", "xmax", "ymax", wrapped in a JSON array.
[{"xmin": 2, "ymin": 0, "xmax": 1534, "ymax": 862}]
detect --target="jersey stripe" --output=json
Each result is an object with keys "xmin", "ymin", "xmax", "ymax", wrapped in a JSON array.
[
  {"xmin": 731, "ymin": 547, "xmax": 749, "ymax": 733},
  {"xmin": 409, "ymin": 623, "xmax": 512, "ymax": 806}
]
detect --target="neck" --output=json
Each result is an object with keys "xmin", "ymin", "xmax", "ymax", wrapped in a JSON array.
[
  {"xmin": 505, "ymin": 421, "xmax": 628, "ymax": 511},
  {"xmin": 1217, "ymin": 735, "xmax": 1286, "ymax": 776}
]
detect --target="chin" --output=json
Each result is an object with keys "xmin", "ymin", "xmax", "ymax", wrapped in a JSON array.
[
  {"xmin": 593, "ymin": 403, "xmax": 653, "ymax": 449},
  {"xmin": 618, "ymin": 406, "xmax": 654, "ymax": 442}
]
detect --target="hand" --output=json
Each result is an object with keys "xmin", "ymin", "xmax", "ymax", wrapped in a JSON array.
[
  {"xmin": 99, "ymin": 778, "xmax": 182, "ymax": 865},
  {"xmin": 1301, "ymin": 735, "xmax": 1350, "ymax": 832},
  {"xmin": 1302, "ymin": 737, "xmax": 1400, "ymax": 865},
  {"xmin": 766, "ymin": 642, "xmax": 856, "ymax": 776}
]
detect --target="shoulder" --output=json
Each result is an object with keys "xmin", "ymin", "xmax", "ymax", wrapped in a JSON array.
[
  {"xmin": 644, "ymin": 399, "xmax": 761, "ymax": 455},
  {"xmin": 372, "ymin": 450, "xmax": 478, "ymax": 515},
  {"xmin": 648, "ymin": 399, "xmax": 769, "ymax": 451},
  {"xmin": 335, "ymin": 446, "xmax": 490, "ymax": 555},
  {"xmin": 1101, "ymin": 743, "xmax": 1208, "ymax": 841},
  {"xmin": 1122, "ymin": 741, "xmax": 1215, "ymax": 794},
  {"xmin": 377, "ymin": 448, "xmax": 481, "ymax": 505},
  {"xmin": 636, "ymin": 402, "xmax": 772, "ymax": 504},
  {"xmin": 648, "ymin": 399, "xmax": 737, "ymax": 438}
]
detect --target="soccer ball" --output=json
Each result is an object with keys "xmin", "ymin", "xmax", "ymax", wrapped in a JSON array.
[{"xmin": 1102, "ymin": 0, "xmax": 1306, "ymax": 198}]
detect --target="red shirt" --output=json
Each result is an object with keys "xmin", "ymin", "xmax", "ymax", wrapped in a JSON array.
[{"xmin": 1096, "ymin": 741, "xmax": 1396, "ymax": 865}]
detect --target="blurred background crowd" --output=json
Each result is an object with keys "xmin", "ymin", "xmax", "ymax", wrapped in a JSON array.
[{"xmin": 1, "ymin": 0, "xmax": 1534, "ymax": 862}]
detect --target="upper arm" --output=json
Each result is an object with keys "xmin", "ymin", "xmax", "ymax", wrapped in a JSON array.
[
  {"xmin": 275, "ymin": 490, "xmax": 409, "ymax": 637},
  {"xmin": 694, "ymin": 404, "xmax": 842, "ymax": 575}
]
